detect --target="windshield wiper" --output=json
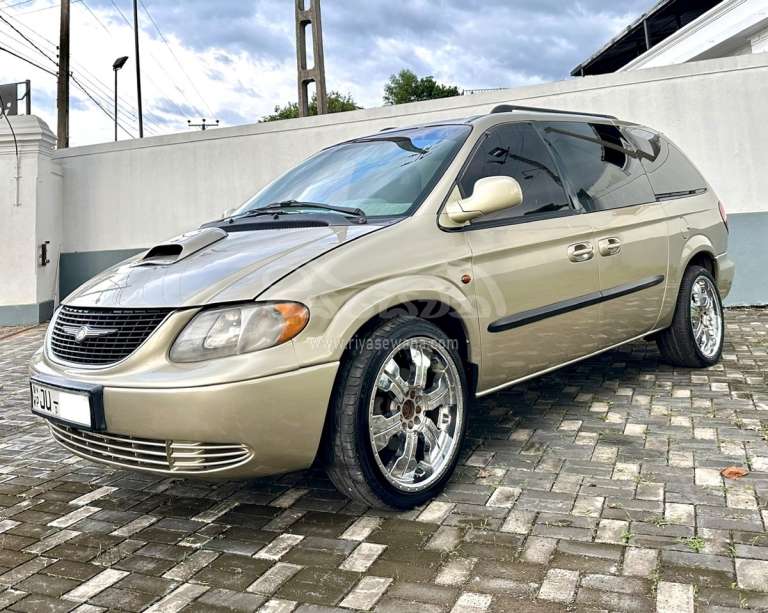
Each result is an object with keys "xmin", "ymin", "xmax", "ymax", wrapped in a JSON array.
[{"xmin": 233, "ymin": 200, "xmax": 367, "ymax": 224}]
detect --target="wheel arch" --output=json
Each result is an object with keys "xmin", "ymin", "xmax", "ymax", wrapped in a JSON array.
[
  {"xmin": 343, "ymin": 299, "xmax": 477, "ymax": 393},
  {"xmin": 658, "ymin": 236, "xmax": 719, "ymax": 330},
  {"xmin": 686, "ymin": 250, "xmax": 717, "ymax": 279},
  {"xmin": 315, "ymin": 276, "xmax": 481, "ymax": 371},
  {"xmin": 680, "ymin": 236, "xmax": 718, "ymax": 280}
]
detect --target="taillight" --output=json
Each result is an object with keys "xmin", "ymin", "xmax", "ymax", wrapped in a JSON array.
[{"xmin": 718, "ymin": 201, "xmax": 728, "ymax": 232}]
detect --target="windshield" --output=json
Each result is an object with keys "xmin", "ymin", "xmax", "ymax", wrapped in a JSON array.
[{"xmin": 237, "ymin": 124, "xmax": 471, "ymax": 218}]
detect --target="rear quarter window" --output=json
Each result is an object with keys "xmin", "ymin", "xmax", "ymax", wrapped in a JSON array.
[
  {"xmin": 539, "ymin": 122, "xmax": 655, "ymax": 212},
  {"xmin": 623, "ymin": 127, "xmax": 707, "ymax": 199}
]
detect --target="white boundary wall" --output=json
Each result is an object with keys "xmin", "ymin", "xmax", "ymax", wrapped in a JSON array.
[{"xmin": 55, "ymin": 53, "xmax": 768, "ymax": 253}]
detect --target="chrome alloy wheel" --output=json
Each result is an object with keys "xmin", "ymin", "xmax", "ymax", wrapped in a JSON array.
[
  {"xmin": 368, "ymin": 337, "xmax": 464, "ymax": 493},
  {"xmin": 690, "ymin": 274, "xmax": 723, "ymax": 359}
]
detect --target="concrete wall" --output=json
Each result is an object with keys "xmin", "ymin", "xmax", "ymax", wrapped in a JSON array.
[
  {"xmin": 2, "ymin": 53, "xmax": 766, "ymax": 324},
  {"xmin": 52, "ymin": 53, "xmax": 768, "ymax": 306},
  {"xmin": 0, "ymin": 117, "xmax": 61, "ymax": 325}
]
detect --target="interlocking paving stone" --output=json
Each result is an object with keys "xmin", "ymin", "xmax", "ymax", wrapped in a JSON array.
[
  {"xmin": 450, "ymin": 591, "xmax": 492, "ymax": 612},
  {"xmin": 657, "ymin": 581, "xmax": 694, "ymax": 613},
  {"xmin": 519, "ymin": 536, "xmax": 557, "ymax": 564},
  {"xmin": 537, "ymin": 568, "xmax": 578, "ymax": 603},
  {"xmin": 258, "ymin": 599, "xmax": 298, "ymax": 613},
  {"xmin": 736, "ymin": 558, "xmax": 768, "ymax": 592},
  {"xmin": 337, "ymin": 542, "xmax": 386, "ymax": 572},
  {"xmin": 435, "ymin": 556, "xmax": 477, "ymax": 586},
  {"xmin": 247, "ymin": 561, "xmax": 303, "ymax": 595},
  {"xmin": 0, "ymin": 310, "xmax": 767, "ymax": 610},
  {"xmin": 622, "ymin": 547, "xmax": 658, "ymax": 577}
]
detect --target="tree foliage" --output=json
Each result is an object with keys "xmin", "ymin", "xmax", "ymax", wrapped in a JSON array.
[
  {"xmin": 260, "ymin": 91, "xmax": 359, "ymax": 122},
  {"xmin": 383, "ymin": 69, "xmax": 460, "ymax": 105}
]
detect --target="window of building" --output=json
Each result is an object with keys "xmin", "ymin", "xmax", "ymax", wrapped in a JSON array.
[
  {"xmin": 458, "ymin": 123, "xmax": 571, "ymax": 224},
  {"xmin": 540, "ymin": 122, "xmax": 655, "ymax": 211}
]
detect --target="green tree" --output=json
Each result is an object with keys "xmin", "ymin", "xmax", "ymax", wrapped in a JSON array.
[
  {"xmin": 260, "ymin": 91, "xmax": 360, "ymax": 122},
  {"xmin": 383, "ymin": 69, "xmax": 460, "ymax": 105}
]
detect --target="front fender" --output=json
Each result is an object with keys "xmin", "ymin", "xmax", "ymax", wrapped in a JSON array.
[{"xmin": 291, "ymin": 275, "xmax": 482, "ymax": 367}]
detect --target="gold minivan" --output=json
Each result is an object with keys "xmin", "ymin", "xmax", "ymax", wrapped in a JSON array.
[{"xmin": 30, "ymin": 105, "xmax": 734, "ymax": 508}]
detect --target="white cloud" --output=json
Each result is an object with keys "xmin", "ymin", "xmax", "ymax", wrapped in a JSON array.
[{"xmin": 0, "ymin": 0, "xmax": 655, "ymax": 146}]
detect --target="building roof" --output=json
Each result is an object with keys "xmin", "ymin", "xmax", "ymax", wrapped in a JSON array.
[{"xmin": 570, "ymin": 0, "xmax": 722, "ymax": 76}]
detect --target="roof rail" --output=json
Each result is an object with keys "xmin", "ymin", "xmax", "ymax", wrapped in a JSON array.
[{"xmin": 490, "ymin": 104, "xmax": 616, "ymax": 120}]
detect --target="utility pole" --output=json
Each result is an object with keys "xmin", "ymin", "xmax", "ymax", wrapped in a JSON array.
[
  {"xmin": 132, "ymin": 0, "xmax": 143, "ymax": 138},
  {"xmin": 295, "ymin": 0, "xmax": 327, "ymax": 117},
  {"xmin": 56, "ymin": 0, "xmax": 70, "ymax": 148}
]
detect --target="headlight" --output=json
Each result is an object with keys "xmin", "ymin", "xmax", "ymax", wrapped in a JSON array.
[{"xmin": 170, "ymin": 302, "xmax": 309, "ymax": 363}]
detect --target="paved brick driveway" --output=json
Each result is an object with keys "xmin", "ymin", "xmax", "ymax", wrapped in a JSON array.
[{"xmin": 0, "ymin": 309, "xmax": 767, "ymax": 612}]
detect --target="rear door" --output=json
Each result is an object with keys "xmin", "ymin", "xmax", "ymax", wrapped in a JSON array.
[
  {"xmin": 623, "ymin": 127, "xmax": 718, "ymax": 321},
  {"xmin": 454, "ymin": 122, "xmax": 602, "ymax": 393},
  {"xmin": 539, "ymin": 121, "xmax": 669, "ymax": 347}
]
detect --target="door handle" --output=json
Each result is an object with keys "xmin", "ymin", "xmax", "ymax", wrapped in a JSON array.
[
  {"xmin": 567, "ymin": 242, "xmax": 594, "ymax": 262},
  {"xmin": 598, "ymin": 237, "xmax": 622, "ymax": 256}
]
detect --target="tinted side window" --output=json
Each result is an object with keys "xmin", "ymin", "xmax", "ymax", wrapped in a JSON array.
[
  {"xmin": 540, "ymin": 122, "xmax": 655, "ymax": 211},
  {"xmin": 623, "ymin": 127, "xmax": 707, "ymax": 198},
  {"xmin": 459, "ymin": 123, "xmax": 571, "ymax": 223}
]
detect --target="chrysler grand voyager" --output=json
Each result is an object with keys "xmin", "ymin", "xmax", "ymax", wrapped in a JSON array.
[{"xmin": 30, "ymin": 105, "xmax": 734, "ymax": 508}]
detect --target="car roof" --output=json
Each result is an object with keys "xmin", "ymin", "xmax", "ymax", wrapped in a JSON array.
[
  {"xmin": 469, "ymin": 105, "xmax": 625, "ymax": 131},
  {"xmin": 375, "ymin": 105, "xmax": 632, "ymax": 137}
]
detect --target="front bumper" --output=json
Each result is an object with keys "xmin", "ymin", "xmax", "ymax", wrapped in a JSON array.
[{"xmin": 30, "ymin": 353, "xmax": 339, "ymax": 479}]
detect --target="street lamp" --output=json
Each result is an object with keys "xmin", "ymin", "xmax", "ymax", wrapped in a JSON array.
[{"xmin": 112, "ymin": 56, "xmax": 129, "ymax": 141}]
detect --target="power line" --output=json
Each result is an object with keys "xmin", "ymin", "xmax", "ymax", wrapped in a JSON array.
[
  {"xmin": 79, "ymin": 0, "xmax": 109, "ymax": 34},
  {"xmin": 0, "ymin": 7, "xmax": 146, "ymax": 135},
  {"xmin": 139, "ymin": 0, "xmax": 213, "ymax": 116},
  {"xmin": 0, "ymin": 0, "xmax": 35, "ymax": 10},
  {"xmin": 2, "ymin": 0, "xmax": 183, "ymax": 137},
  {"xmin": 0, "ymin": 9, "xmax": 57, "ymax": 66},
  {"xmin": 0, "ymin": 5, "xmax": 161, "ymax": 134},
  {"xmin": 69, "ymin": 2, "xmax": 162, "ymax": 133},
  {"xmin": 0, "ymin": 41, "xmax": 57, "ymax": 76},
  {"xmin": 0, "ymin": 22, "xmax": 46, "ymax": 58},
  {"xmin": 0, "ymin": 29, "xmax": 142, "ymax": 138},
  {"xmin": 14, "ymin": 0, "xmax": 82, "ymax": 16},
  {"xmin": 71, "ymin": 72, "xmax": 135, "ymax": 138},
  {"xmin": 107, "ymin": 0, "xmax": 198, "ymax": 119}
]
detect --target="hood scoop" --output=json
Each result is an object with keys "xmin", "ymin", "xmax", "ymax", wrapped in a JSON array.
[{"xmin": 134, "ymin": 227, "xmax": 227, "ymax": 266}]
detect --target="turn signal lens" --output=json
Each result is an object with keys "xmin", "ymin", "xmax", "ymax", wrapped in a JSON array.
[
  {"xmin": 170, "ymin": 302, "xmax": 309, "ymax": 363},
  {"xmin": 275, "ymin": 302, "xmax": 311, "ymax": 343}
]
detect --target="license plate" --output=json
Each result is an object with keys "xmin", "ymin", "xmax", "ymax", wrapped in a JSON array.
[{"xmin": 30, "ymin": 376, "xmax": 105, "ymax": 430}]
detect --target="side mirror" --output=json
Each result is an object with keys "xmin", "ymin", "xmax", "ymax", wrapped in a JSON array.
[{"xmin": 445, "ymin": 176, "xmax": 523, "ymax": 223}]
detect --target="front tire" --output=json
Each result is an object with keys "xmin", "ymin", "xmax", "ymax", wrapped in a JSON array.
[
  {"xmin": 656, "ymin": 265, "xmax": 724, "ymax": 367},
  {"xmin": 324, "ymin": 316, "xmax": 468, "ymax": 509}
]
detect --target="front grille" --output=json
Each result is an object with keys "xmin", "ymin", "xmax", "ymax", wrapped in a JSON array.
[
  {"xmin": 50, "ymin": 306, "xmax": 172, "ymax": 366},
  {"xmin": 49, "ymin": 422, "xmax": 253, "ymax": 474}
]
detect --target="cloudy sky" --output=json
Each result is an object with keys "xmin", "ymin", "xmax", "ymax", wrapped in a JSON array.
[{"xmin": 0, "ymin": 0, "xmax": 654, "ymax": 146}]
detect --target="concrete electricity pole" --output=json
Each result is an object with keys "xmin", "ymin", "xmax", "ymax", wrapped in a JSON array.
[
  {"xmin": 295, "ymin": 0, "xmax": 327, "ymax": 117},
  {"xmin": 56, "ymin": 0, "xmax": 70, "ymax": 148}
]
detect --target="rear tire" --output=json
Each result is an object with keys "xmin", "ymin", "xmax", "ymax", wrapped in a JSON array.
[
  {"xmin": 324, "ymin": 316, "xmax": 468, "ymax": 509},
  {"xmin": 656, "ymin": 265, "xmax": 724, "ymax": 368}
]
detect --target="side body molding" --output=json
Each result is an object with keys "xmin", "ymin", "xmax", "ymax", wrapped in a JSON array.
[{"xmin": 489, "ymin": 275, "xmax": 665, "ymax": 333}]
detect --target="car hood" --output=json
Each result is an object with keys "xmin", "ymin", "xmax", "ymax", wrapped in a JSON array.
[{"xmin": 64, "ymin": 224, "xmax": 383, "ymax": 308}]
